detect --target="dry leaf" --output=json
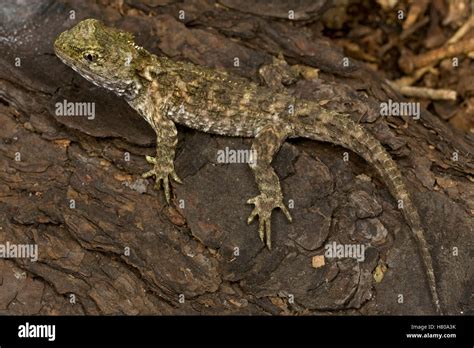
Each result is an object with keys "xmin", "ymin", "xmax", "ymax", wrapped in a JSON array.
[
  {"xmin": 312, "ymin": 255, "xmax": 325, "ymax": 268},
  {"xmin": 373, "ymin": 263, "xmax": 388, "ymax": 283}
]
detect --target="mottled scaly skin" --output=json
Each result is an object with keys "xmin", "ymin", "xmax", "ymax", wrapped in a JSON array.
[{"xmin": 54, "ymin": 19, "xmax": 441, "ymax": 314}]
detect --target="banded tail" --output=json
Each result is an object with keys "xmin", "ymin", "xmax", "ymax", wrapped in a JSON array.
[{"xmin": 293, "ymin": 109, "xmax": 442, "ymax": 314}]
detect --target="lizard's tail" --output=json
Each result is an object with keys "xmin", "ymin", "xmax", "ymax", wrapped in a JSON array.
[{"xmin": 294, "ymin": 113, "xmax": 442, "ymax": 314}]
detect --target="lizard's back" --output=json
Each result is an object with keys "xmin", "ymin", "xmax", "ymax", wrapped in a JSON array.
[{"xmin": 155, "ymin": 57, "xmax": 298, "ymax": 137}]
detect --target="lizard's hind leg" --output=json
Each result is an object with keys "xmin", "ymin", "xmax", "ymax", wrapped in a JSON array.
[{"xmin": 247, "ymin": 124, "xmax": 293, "ymax": 249}]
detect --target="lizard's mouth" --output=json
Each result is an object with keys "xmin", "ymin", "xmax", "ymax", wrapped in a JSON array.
[{"xmin": 54, "ymin": 48, "xmax": 71, "ymax": 67}]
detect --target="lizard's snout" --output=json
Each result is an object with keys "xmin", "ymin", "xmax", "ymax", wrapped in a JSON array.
[
  {"xmin": 54, "ymin": 31, "xmax": 67, "ymax": 50},
  {"xmin": 53, "ymin": 33, "xmax": 65, "ymax": 55}
]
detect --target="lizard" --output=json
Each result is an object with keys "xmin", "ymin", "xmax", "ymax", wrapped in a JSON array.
[{"xmin": 54, "ymin": 19, "xmax": 442, "ymax": 314}]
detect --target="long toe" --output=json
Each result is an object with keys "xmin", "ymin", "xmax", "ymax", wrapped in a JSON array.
[
  {"xmin": 142, "ymin": 169, "xmax": 156, "ymax": 179},
  {"xmin": 264, "ymin": 219, "xmax": 272, "ymax": 249}
]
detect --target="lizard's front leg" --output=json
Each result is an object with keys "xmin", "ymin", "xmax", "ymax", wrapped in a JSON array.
[
  {"xmin": 142, "ymin": 116, "xmax": 182, "ymax": 203},
  {"xmin": 247, "ymin": 124, "xmax": 292, "ymax": 249}
]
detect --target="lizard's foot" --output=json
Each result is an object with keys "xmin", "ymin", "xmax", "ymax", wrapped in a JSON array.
[
  {"xmin": 142, "ymin": 155, "xmax": 182, "ymax": 203},
  {"xmin": 247, "ymin": 193, "xmax": 292, "ymax": 249},
  {"xmin": 258, "ymin": 54, "xmax": 298, "ymax": 90}
]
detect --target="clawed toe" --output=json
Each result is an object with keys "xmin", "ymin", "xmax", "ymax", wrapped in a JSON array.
[
  {"xmin": 142, "ymin": 158, "xmax": 182, "ymax": 203},
  {"xmin": 247, "ymin": 193, "xmax": 292, "ymax": 249}
]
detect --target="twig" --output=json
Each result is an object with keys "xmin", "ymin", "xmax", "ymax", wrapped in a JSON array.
[
  {"xmin": 379, "ymin": 17, "xmax": 429, "ymax": 56},
  {"xmin": 392, "ymin": 65, "xmax": 436, "ymax": 87},
  {"xmin": 387, "ymin": 81, "xmax": 457, "ymax": 100},
  {"xmin": 403, "ymin": 0, "xmax": 429, "ymax": 31},
  {"xmin": 447, "ymin": 15, "xmax": 474, "ymax": 44},
  {"xmin": 399, "ymin": 37, "xmax": 474, "ymax": 73}
]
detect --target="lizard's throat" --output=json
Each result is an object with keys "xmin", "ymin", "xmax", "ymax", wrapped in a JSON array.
[{"xmin": 69, "ymin": 64, "xmax": 139, "ymax": 99}]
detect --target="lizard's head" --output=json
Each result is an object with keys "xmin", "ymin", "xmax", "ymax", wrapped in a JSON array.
[{"xmin": 54, "ymin": 19, "xmax": 148, "ymax": 97}]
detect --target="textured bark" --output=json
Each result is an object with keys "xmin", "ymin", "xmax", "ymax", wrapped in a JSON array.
[{"xmin": 0, "ymin": 0, "xmax": 472, "ymax": 315}]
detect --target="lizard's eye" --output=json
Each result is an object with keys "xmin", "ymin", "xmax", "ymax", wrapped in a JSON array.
[{"xmin": 83, "ymin": 52, "xmax": 98, "ymax": 62}]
